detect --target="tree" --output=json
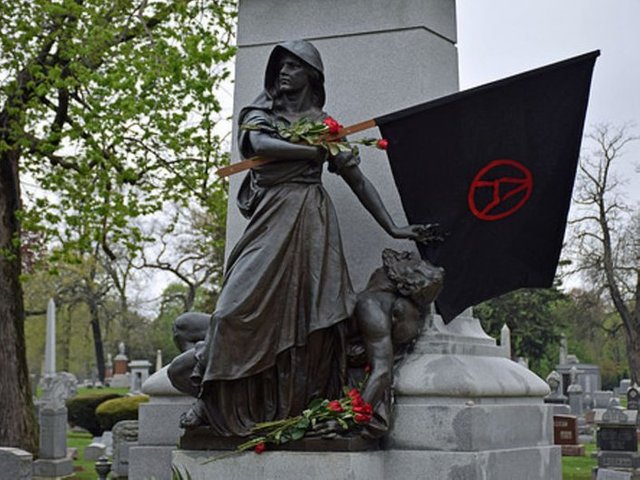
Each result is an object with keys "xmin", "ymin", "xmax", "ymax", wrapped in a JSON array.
[
  {"xmin": 558, "ymin": 288, "xmax": 628, "ymax": 388},
  {"xmin": 0, "ymin": 0, "xmax": 235, "ymax": 451},
  {"xmin": 474, "ymin": 286, "xmax": 569, "ymax": 375},
  {"xmin": 139, "ymin": 199, "xmax": 226, "ymax": 313},
  {"xmin": 570, "ymin": 124, "xmax": 640, "ymax": 381}
]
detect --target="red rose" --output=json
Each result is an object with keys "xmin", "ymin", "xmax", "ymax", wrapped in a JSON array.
[
  {"xmin": 354, "ymin": 413, "xmax": 372, "ymax": 424},
  {"xmin": 347, "ymin": 388, "xmax": 360, "ymax": 399},
  {"xmin": 254, "ymin": 442, "xmax": 266, "ymax": 454},
  {"xmin": 351, "ymin": 395, "xmax": 364, "ymax": 408},
  {"xmin": 353, "ymin": 403, "xmax": 373, "ymax": 415},
  {"xmin": 376, "ymin": 138, "xmax": 389, "ymax": 150},
  {"xmin": 327, "ymin": 400, "xmax": 344, "ymax": 413},
  {"xmin": 364, "ymin": 363, "xmax": 372, "ymax": 374},
  {"xmin": 323, "ymin": 116, "xmax": 343, "ymax": 135}
]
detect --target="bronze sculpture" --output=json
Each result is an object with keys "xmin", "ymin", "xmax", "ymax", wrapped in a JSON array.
[{"xmin": 168, "ymin": 40, "xmax": 439, "ymax": 438}]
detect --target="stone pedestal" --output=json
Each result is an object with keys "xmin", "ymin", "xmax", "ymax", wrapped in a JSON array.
[
  {"xmin": 32, "ymin": 455, "xmax": 74, "ymax": 479},
  {"xmin": 172, "ymin": 311, "xmax": 561, "ymax": 479},
  {"xmin": 173, "ymin": 447, "xmax": 562, "ymax": 480},
  {"xmin": 128, "ymin": 366, "xmax": 192, "ymax": 480},
  {"xmin": 32, "ymin": 406, "xmax": 74, "ymax": 479},
  {"xmin": 38, "ymin": 407, "xmax": 68, "ymax": 459},
  {"xmin": 385, "ymin": 310, "xmax": 560, "ymax": 479}
]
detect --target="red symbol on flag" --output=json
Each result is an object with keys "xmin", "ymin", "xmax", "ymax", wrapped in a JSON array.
[{"xmin": 468, "ymin": 159, "xmax": 533, "ymax": 221}]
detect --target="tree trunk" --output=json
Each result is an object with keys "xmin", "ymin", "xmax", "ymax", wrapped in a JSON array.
[
  {"xmin": 625, "ymin": 325, "xmax": 640, "ymax": 385},
  {"xmin": 0, "ymin": 148, "xmax": 38, "ymax": 452},
  {"xmin": 61, "ymin": 307, "xmax": 72, "ymax": 372},
  {"xmin": 89, "ymin": 301, "xmax": 106, "ymax": 382}
]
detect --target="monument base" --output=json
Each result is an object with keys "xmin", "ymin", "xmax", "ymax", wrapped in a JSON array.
[
  {"xmin": 561, "ymin": 444, "xmax": 586, "ymax": 456},
  {"xmin": 32, "ymin": 454, "xmax": 74, "ymax": 479},
  {"xmin": 128, "ymin": 366, "xmax": 192, "ymax": 480},
  {"xmin": 172, "ymin": 446, "xmax": 560, "ymax": 480}
]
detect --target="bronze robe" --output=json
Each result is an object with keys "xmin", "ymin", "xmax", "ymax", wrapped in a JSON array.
[{"xmin": 194, "ymin": 105, "xmax": 357, "ymax": 436}]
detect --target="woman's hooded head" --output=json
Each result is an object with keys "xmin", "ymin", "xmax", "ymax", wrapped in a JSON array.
[{"xmin": 264, "ymin": 40, "xmax": 325, "ymax": 109}]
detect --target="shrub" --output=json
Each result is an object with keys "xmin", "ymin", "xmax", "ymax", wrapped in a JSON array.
[
  {"xmin": 66, "ymin": 392, "xmax": 123, "ymax": 436},
  {"xmin": 95, "ymin": 394, "xmax": 149, "ymax": 431}
]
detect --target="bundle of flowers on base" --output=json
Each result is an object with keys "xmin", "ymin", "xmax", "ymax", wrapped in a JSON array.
[
  {"xmin": 205, "ymin": 386, "xmax": 373, "ymax": 462},
  {"xmin": 241, "ymin": 116, "xmax": 388, "ymax": 156}
]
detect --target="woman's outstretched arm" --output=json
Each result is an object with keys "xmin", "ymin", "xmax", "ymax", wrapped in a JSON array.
[
  {"xmin": 248, "ymin": 130, "xmax": 325, "ymax": 162},
  {"xmin": 339, "ymin": 154, "xmax": 437, "ymax": 242}
]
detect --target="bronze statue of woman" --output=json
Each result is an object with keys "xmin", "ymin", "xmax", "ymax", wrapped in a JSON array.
[{"xmin": 168, "ymin": 40, "xmax": 431, "ymax": 437}]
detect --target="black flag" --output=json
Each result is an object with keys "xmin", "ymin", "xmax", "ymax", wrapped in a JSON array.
[{"xmin": 375, "ymin": 51, "xmax": 599, "ymax": 322}]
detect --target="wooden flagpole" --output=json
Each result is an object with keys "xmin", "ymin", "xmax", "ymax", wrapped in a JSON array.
[{"xmin": 215, "ymin": 119, "xmax": 377, "ymax": 178}]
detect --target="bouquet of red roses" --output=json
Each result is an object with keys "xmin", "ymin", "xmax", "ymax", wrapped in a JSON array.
[
  {"xmin": 237, "ymin": 385, "xmax": 374, "ymax": 455},
  {"xmin": 241, "ymin": 116, "xmax": 388, "ymax": 157}
]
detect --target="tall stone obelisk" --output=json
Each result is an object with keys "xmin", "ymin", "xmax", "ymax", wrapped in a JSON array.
[{"xmin": 35, "ymin": 298, "xmax": 75, "ymax": 478}]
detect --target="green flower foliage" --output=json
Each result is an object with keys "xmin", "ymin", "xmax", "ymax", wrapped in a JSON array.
[{"xmin": 1, "ymin": 0, "xmax": 236, "ymax": 263}]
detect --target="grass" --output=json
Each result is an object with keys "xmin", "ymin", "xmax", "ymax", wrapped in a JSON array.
[
  {"xmin": 67, "ymin": 430, "xmax": 98, "ymax": 480},
  {"xmin": 36, "ymin": 384, "xmax": 130, "ymax": 399},
  {"xmin": 562, "ymin": 441, "xmax": 597, "ymax": 480}
]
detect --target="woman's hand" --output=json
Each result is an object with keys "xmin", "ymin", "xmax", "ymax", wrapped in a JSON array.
[{"xmin": 390, "ymin": 223, "xmax": 444, "ymax": 245}]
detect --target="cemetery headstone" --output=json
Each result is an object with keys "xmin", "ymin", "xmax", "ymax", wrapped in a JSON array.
[
  {"xmin": 84, "ymin": 443, "xmax": 107, "ymax": 461},
  {"xmin": 553, "ymin": 414, "xmax": 585, "ymax": 456},
  {"xmin": 617, "ymin": 379, "xmax": 632, "ymax": 397},
  {"xmin": 594, "ymin": 391, "xmax": 615, "ymax": 409},
  {"xmin": 597, "ymin": 469, "xmax": 632, "ymax": 480},
  {"xmin": 626, "ymin": 384, "xmax": 639, "ymax": 411},
  {"xmin": 0, "ymin": 447, "xmax": 32, "ymax": 480},
  {"xmin": 111, "ymin": 420, "xmax": 139, "ymax": 479},
  {"xmin": 567, "ymin": 366, "xmax": 584, "ymax": 416},
  {"xmin": 594, "ymin": 405, "xmax": 640, "ymax": 473}
]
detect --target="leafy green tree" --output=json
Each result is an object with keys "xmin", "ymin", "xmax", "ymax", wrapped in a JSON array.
[
  {"xmin": 0, "ymin": 0, "xmax": 235, "ymax": 451},
  {"xmin": 558, "ymin": 288, "xmax": 628, "ymax": 389},
  {"xmin": 474, "ymin": 287, "xmax": 569, "ymax": 376}
]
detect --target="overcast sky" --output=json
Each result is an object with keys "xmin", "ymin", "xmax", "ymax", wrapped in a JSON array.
[{"xmin": 457, "ymin": 0, "xmax": 640, "ymax": 204}]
